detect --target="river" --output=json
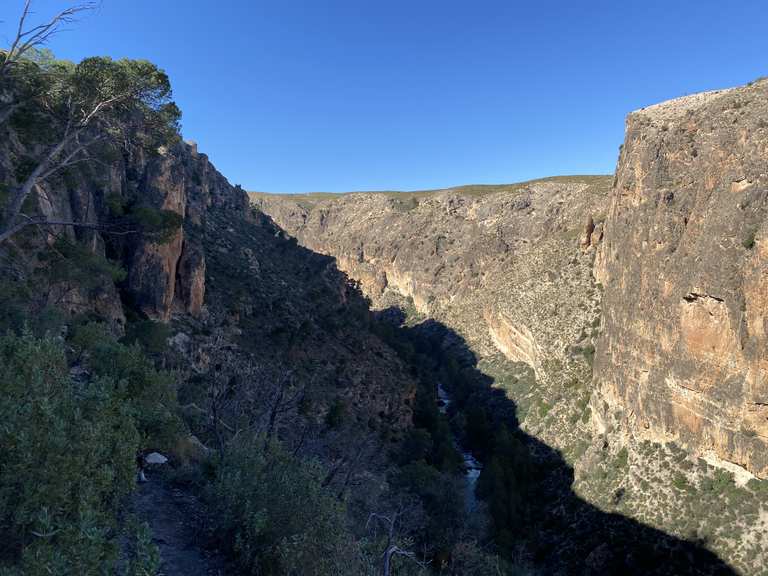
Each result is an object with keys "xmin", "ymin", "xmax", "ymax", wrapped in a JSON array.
[{"xmin": 437, "ymin": 382, "xmax": 482, "ymax": 512}]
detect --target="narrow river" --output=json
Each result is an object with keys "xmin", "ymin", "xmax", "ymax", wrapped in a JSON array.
[{"xmin": 437, "ymin": 383, "xmax": 483, "ymax": 512}]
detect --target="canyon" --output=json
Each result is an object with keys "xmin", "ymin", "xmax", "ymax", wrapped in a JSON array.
[
  {"xmin": 256, "ymin": 81, "xmax": 768, "ymax": 481},
  {"xmin": 255, "ymin": 79, "xmax": 768, "ymax": 573},
  {"xmin": 2, "ymin": 49, "xmax": 767, "ymax": 574}
]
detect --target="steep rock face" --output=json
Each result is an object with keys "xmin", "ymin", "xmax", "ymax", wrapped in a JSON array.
[
  {"xmin": 1, "ymin": 118, "xmax": 415, "ymax": 477},
  {"xmin": 0, "ymin": 124, "xmax": 244, "ymax": 324},
  {"xmin": 254, "ymin": 177, "xmax": 611, "ymax": 438},
  {"xmin": 123, "ymin": 142, "xmax": 242, "ymax": 321},
  {"xmin": 594, "ymin": 79, "xmax": 768, "ymax": 477}
]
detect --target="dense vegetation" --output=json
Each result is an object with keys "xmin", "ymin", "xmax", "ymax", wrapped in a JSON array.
[{"xmin": 0, "ymin": 327, "xmax": 175, "ymax": 575}]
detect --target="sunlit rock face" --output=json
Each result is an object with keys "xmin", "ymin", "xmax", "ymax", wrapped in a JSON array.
[
  {"xmin": 254, "ymin": 177, "xmax": 609, "ymax": 443},
  {"xmin": 594, "ymin": 79, "xmax": 768, "ymax": 477}
]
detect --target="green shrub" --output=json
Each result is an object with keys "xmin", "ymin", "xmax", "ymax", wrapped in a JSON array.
[
  {"xmin": 0, "ymin": 332, "xmax": 139, "ymax": 574},
  {"xmin": 127, "ymin": 205, "xmax": 183, "ymax": 244},
  {"xmin": 615, "ymin": 447, "xmax": 629, "ymax": 469},
  {"xmin": 743, "ymin": 227, "xmax": 757, "ymax": 250},
  {"xmin": 210, "ymin": 436, "xmax": 359, "ymax": 575},
  {"xmin": 390, "ymin": 460, "xmax": 463, "ymax": 551},
  {"xmin": 325, "ymin": 398, "xmax": 348, "ymax": 429},
  {"xmin": 40, "ymin": 238, "xmax": 127, "ymax": 287},
  {"xmin": 105, "ymin": 191, "xmax": 127, "ymax": 216},
  {"xmin": 126, "ymin": 520, "xmax": 161, "ymax": 576},
  {"xmin": 476, "ymin": 426, "xmax": 534, "ymax": 551},
  {"xmin": 122, "ymin": 319, "xmax": 172, "ymax": 355},
  {"xmin": 86, "ymin": 328, "xmax": 183, "ymax": 450}
]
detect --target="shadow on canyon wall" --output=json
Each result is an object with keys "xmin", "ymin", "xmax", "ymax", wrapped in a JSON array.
[
  {"xmin": 372, "ymin": 312, "xmax": 735, "ymax": 576},
  {"xmin": 253, "ymin": 210, "xmax": 735, "ymax": 576}
]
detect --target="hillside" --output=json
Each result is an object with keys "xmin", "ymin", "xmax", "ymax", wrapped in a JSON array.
[
  {"xmin": 253, "ymin": 176, "xmax": 609, "ymax": 449},
  {"xmin": 1, "ymin": 44, "xmax": 766, "ymax": 576},
  {"xmin": 256, "ymin": 80, "xmax": 768, "ymax": 575}
]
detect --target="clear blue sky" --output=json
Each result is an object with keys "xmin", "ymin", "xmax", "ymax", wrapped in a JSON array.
[{"xmin": 2, "ymin": 1, "xmax": 767, "ymax": 192}]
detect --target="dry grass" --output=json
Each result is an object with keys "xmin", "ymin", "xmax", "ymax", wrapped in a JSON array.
[{"xmin": 249, "ymin": 174, "xmax": 613, "ymax": 204}]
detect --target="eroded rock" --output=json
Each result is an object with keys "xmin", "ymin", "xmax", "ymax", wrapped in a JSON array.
[{"xmin": 594, "ymin": 78, "xmax": 768, "ymax": 477}]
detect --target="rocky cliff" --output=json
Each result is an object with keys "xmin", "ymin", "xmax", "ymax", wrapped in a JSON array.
[
  {"xmin": 254, "ymin": 177, "xmax": 611, "ymax": 443},
  {"xmin": 0, "ymin": 125, "xmax": 241, "ymax": 326},
  {"xmin": 254, "ymin": 81, "xmax": 768, "ymax": 573},
  {"xmin": 0, "ymin": 113, "xmax": 416, "ymax": 479},
  {"xmin": 594, "ymin": 78, "xmax": 768, "ymax": 479}
]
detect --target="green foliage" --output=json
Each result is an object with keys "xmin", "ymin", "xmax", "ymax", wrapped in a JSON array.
[
  {"xmin": 742, "ymin": 227, "xmax": 757, "ymax": 250},
  {"xmin": 615, "ymin": 447, "xmax": 629, "ymax": 469},
  {"xmin": 0, "ymin": 273, "xmax": 41, "ymax": 335},
  {"xmin": 390, "ymin": 461, "xmax": 463, "ymax": 550},
  {"xmin": 396, "ymin": 428, "xmax": 434, "ymax": 465},
  {"xmin": 0, "ymin": 332, "xmax": 139, "ymax": 574},
  {"xmin": 672, "ymin": 472, "xmax": 693, "ymax": 493},
  {"xmin": 79, "ymin": 324, "xmax": 183, "ymax": 450},
  {"xmin": 106, "ymin": 191, "xmax": 127, "ymax": 216},
  {"xmin": 122, "ymin": 319, "xmax": 172, "ymax": 355},
  {"xmin": 126, "ymin": 205, "xmax": 183, "ymax": 244},
  {"xmin": 11, "ymin": 155, "xmax": 39, "ymax": 182},
  {"xmin": 6, "ymin": 54, "xmax": 180, "ymax": 150},
  {"xmin": 325, "ymin": 398, "xmax": 348, "ymax": 429},
  {"xmin": 210, "ymin": 436, "xmax": 360, "ymax": 575},
  {"xmin": 40, "ymin": 238, "xmax": 127, "ymax": 287},
  {"xmin": 476, "ymin": 426, "xmax": 534, "ymax": 552},
  {"xmin": 126, "ymin": 520, "xmax": 161, "ymax": 576}
]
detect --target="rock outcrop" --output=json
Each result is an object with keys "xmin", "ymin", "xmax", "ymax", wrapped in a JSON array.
[
  {"xmin": 594, "ymin": 78, "xmax": 768, "ymax": 477},
  {"xmin": 122, "ymin": 143, "xmax": 242, "ymax": 321},
  {"xmin": 1, "ymin": 111, "xmax": 417, "ymax": 487},
  {"xmin": 254, "ymin": 177, "xmax": 610, "ymax": 440}
]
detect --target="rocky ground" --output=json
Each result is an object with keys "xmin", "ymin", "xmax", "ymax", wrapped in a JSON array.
[{"xmin": 131, "ymin": 477, "xmax": 228, "ymax": 576}]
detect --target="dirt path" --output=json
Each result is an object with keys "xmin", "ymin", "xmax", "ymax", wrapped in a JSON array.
[{"xmin": 132, "ymin": 478, "xmax": 228, "ymax": 576}]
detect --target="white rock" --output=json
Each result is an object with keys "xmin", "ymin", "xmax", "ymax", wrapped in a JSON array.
[{"xmin": 145, "ymin": 452, "xmax": 168, "ymax": 465}]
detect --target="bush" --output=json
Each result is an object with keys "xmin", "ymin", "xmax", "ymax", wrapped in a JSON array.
[
  {"xmin": 210, "ymin": 436, "xmax": 360, "ymax": 575},
  {"xmin": 41, "ymin": 238, "xmax": 127, "ymax": 287},
  {"xmin": 325, "ymin": 398, "xmax": 348, "ymax": 429},
  {"xmin": 127, "ymin": 205, "xmax": 183, "ymax": 244},
  {"xmin": 0, "ymin": 332, "xmax": 139, "ymax": 574},
  {"xmin": 742, "ymin": 227, "xmax": 757, "ymax": 250},
  {"xmin": 122, "ymin": 319, "xmax": 172, "ymax": 355},
  {"xmin": 390, "ymin": 460, "xmax": 463, "ymax": 551},
  {"xmin": 82, "ymin": 324, "xmax": 184, "ymax": 450},
  {"xmin": 476, "ymin": 426, "xmax": 534, "ymax": 551}
]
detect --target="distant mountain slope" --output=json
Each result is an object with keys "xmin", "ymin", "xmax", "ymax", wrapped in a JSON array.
[{"xmin": 254, "ymin": 175, "xmax": 611, "ymax": 447}]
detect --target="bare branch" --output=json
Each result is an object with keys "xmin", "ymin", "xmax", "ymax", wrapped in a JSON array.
[
  {"xmin": 0, "ymin": 214, "xmax": 136, "ymax": 244},
  {"xmin": 0, "ymin": 102, "xmax": 20, "ymax": 124},
  {"xmin": 367, "ymin": 510, "xmax": 430, "ymax": 576},
  {"xmin": 0, "ymin": 1, "xmax": 97, "ymax": 79},
  {"xmin": 37, "ymin": 133, "xmax": 106, "ymax": 180}
]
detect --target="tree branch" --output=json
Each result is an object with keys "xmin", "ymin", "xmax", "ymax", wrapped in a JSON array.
[
  {"xmin": 0, "ymin": 102, "xmax": 20, "ymax": 125},
  {"xmin": 0, "ymin": 214, "xmax": 136, "ymax": 244},
  {"xmin": 0, "ymin": 1, "xmax": 97, "ymax": 79}
]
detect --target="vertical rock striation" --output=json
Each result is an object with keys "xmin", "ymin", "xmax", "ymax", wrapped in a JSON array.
[{"xmin": 594, "ymin": 79, "xmax": 768, "ymax": 477}]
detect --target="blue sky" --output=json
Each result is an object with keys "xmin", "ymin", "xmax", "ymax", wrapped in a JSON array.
[{"xmin": 2, "ymin": 1, "xmax": 767, "ymax": 192}]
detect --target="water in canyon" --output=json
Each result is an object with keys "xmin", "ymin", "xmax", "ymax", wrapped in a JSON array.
[{"xmin": 437, "ymin": 382, "xmax": 482, "ymax": 512}]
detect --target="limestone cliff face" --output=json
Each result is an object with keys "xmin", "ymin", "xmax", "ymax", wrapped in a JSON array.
[
  {"xmin": 254, "ymin": 178, "xmax": 610, "ymax": 437},
  {"xmin": 0, "ymin": 124, "xmax": 245, "ymax": 324},
  {"xmin": 594, "ymin": 79, "xmax": 768, "ymax": 477},
  {"xmin": 123, "ymin": 142, "xmax": 245, "ymax": 321}
]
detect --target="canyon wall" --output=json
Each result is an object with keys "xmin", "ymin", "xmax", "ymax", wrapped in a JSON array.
[
  {"xmin": 594, "ymin": 79, "xmax": 768, "ymax": 477},
  {"xmin": 254, "ymin": 177, "xmax": 611, "ymax": 439},
  {"xmin": 0, "ymin": 127, "xmax": 246, "ymax": 326},
  {"xmin": 2, "ymin": 124, "xmax": 422, "ymax": 487}
]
